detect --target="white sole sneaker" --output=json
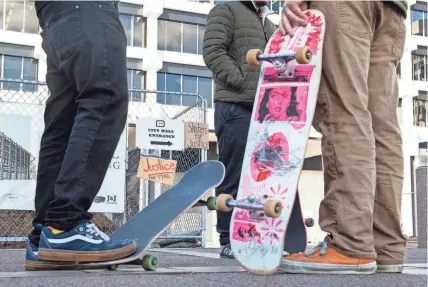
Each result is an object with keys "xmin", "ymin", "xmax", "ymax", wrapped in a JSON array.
[
  {"xmin": 280, "ymin": 259, "xmax": 377, "ymax": 274},
  {"xmin": 376, "ymin": 264, "xmax": 404, "ymax": 273}
]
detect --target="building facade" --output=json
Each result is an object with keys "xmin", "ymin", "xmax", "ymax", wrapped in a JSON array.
[{"xmin": 0, "ymin": 0, "xmax": 425, "ymax": 244}]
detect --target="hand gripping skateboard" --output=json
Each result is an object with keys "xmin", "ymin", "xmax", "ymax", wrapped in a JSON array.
[
  {"xmin": 33, "ymin": 160, "xmax": 224, "ymax": 271},
  {"xmin": 215, "ymin": 10, "xmax": 325, "ymax": 275}
]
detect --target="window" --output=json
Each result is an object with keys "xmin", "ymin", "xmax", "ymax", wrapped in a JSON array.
[
  {"xmin": 414, "ymin": 92, "xmax": 428, "ymax": 127},
  {"xmin": 396, "ymin": 61, "xmax": 401, "ymax": 79},
  {"xmin": 412, "ymin": 49, "xmax": 428, "ymax": 82},
  {"xmin": 0, "ymin": 55, "xmax": 37, "ymax": 92},
  {"xmin": 127, "ymin": 69, "xmax": 145, "ymax": 102},
  {"xmin": 411, "ymin": 1, "xmax": 428, "ymax": 37},
  {"xmin": 157, "ymin": 72, "xmax": 214, "ymax": 108},
  {"xmin": 119, "ymin": 14, "xmax": 146, "ymax": 47},
  {"xmin": 268, "ymin": 0, "xmax": 284, "ymax": 13},
  {"xmin": 158, "ymin": 20, "xmax": 205, "ymax": 55},
  {"xmin": 0, "ymin": 0, "xmax": 39, "ymax": 34}
]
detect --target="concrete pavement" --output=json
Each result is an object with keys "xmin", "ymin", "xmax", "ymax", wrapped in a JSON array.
[{"xmin": 0, "ymin": 247, "xmax": 426, "ymax": 287}]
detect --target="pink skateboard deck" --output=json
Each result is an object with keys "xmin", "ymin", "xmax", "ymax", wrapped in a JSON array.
[{"xmin": 218, "ymin": 9, "xmax": 325, "ymax": 275}]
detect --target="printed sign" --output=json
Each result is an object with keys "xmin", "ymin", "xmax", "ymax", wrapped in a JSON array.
[
  {"xmin": 184, "ymin": 122, "xmax": 209, "ymax": 149},
  {"xmin": 0, "ymin": 102, "xmax": 126, "ymax": 213},
  {"xmin": 136, "ymin": 118, "xmax": 184, "ymax": 151},
  {"xmin": 137, "ymin": 156, "xmax": 177, "ymax": 185}
]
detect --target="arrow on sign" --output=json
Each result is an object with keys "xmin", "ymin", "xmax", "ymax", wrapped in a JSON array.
[{"xmin": 151, "ymin": 141, "xmax": 173, "ymax": 146}]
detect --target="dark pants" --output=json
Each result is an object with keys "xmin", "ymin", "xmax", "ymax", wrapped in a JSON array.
[
  {"xmin": 28, "ymin": 1, "xmax": 128, "ymax": 245},
  {"xmin": 214, "ymin": 101, "xmax": 252, "ymax": 246}
]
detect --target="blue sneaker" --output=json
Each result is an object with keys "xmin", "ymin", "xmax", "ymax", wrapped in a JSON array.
[
  {"xmin": 38, "ymin": 222, "xmax": 137, "ymax": 262},
  {"xmin": 24, "ymin": 242, "xmax": 76, "ymax": 270}
]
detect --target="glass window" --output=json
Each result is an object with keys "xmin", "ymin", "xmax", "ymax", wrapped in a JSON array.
[
  {"xmin": 24, "ymin": 0, "xmax": 39, "ymax": 34},
  {"xmin": 5, "ymin": 1, "xmax": 24, "ymax": 32},
  {"xmin": 0, "ymin": 1, "xmax": 3, "ymax": 30},
  {"xmin": 270, "ymin": 0, "xmax": 284, "ymax": 13},
  {"xmin": 198, "ymin": 25, "xmax": 206, "ymax": 55},
  {"xmin": 157, "ymin": 20, "xmax": 167, "ymax": 50},
  {"xmin": 127, "ymin": 69, "xmax": 132, "ymax": 94},
  {"xmin": 414, "ymin": 98, "xmax": 428, "ymax": 127},
  {"xmin": 182, "ymin": 75, "xmax": 197, "ymax": 106},
  {"xmin": 120, "ymin": 14, "xmax": 132, "ymax": 46},
  {"xmin": 165, "ymin": 73, "xmax": 181, "ymax": 105},
  {"xmin": 157, "ymin": 72, "xmax": 166, "ymax": 104},
  {"xmin": 3, "ymin": 55, "xmax": 22, "ymax": 91},
  {"xmin": 198, "ymin": 77, "xmax": 213, "ymax": 108},
  {"xmin": 22, "ymin": 58, "xmax": 37, "ymax": 92},
  {"xmin": 119, "ymin": 13, "xmax": 146, "ymax": 47},
  {"xmin": 411, "ymin": 4, "xmax": 428, "ymax": 37},
  {"xmin": 396, "ymin": 62, "xmax": 401, "ymax": 79},
  {"xmin": 133, "ymin": 16, "xmax": 144, "ymax": 47},
  {"xmin": 183, "ymin": 23, "xmax": 198, "ymax": 54},
  {"xmin": 412, "ymin": 53, "xmax": 428, "ymax": 82},
  {"xmin": 127, "ymin": 69, "xmax": 144, "ymax": 102},
  {"xmin": 156, "ymin": 73, "xmax": 214, "ymax": 107},
  {"xmin": 0, "ymin": 0, "xmax": 39, "ymax": 34},
  {"xmin": 166, "ymin": 21, "xmax": 182, "ymax": 52},
  {"xmin": 158, "ymin": 20, "xmax": 205, "ymax": 54}
]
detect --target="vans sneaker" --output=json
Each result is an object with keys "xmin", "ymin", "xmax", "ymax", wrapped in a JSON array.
[{"xmin": 38, "ymin": 222, "xmax": 137, "ymax": 262}]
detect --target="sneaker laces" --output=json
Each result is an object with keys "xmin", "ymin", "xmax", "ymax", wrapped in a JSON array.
[
  {"xmin": 85, "ymin": 223, "xmax": 110, "ymax": 242},
  {"xmin": 305, "ymin": 241, "xmax": 328, "ymax": 257}
]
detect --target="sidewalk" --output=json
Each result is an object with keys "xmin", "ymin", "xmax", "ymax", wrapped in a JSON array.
[{"xmin": 0, "ymin": 247, "xmax": 426, "ymax": 287}]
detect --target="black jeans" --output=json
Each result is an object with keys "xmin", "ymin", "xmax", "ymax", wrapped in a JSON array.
[
  {"xmin": 28, "ymin": 1, "xmax": 128, "ymax": 245},
  {"xmin": 214, "ymin": 101, "xmax": 252, "ymax": 246}
]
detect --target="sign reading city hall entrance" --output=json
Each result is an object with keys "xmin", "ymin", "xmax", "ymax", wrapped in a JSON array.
[{"xmin": 136, "ymin": 118, "xmax": 184, "ymax": 151}]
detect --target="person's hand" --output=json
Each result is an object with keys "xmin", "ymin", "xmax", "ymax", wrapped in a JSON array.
[{"xmin": 279, "ymin": 0, "xmax": 309, "ymax": 37}]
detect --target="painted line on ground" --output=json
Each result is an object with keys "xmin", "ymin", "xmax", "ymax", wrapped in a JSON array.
[
  {"xmin": 0, "ymin": 266, "xmax": 245, "ymax": 278},
  {"xmin": 402, "ymin": 267, "xmax": 427, "ymax": 275},
  {"xmin": 151, "ymin": 248, "xmax": 221, "ymax": 259}
]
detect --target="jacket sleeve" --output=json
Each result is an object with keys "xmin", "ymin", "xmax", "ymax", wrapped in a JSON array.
[{"xmin": 202, "ymin": 4, "xmax": 247, "ymax": 92}]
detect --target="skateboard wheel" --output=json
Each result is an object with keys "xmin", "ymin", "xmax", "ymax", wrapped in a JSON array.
[
  {"xmin": 264, "ymin": 200, "xmax": 282, "ymax": 218},
  {"xmin": 246, "ymin": 49, "xmax": 263, "ymax": 66},
  {"xmin": 107, "ymin": 264, "xmax": 118, "ymax": 271},
  {"xmin": 295, "ymin": 47, "xmax": 312, "ymax": 64},
  {"xmin": 216, "ymin": 194, "xmax": 233, "ymax": 212},
  {"xmin": 305, "ymin": 217, "xmax": 315, "ymax": 227},
  {"xmin": 142, "ymin": 255, "xmax": 159, "ymax": 271},
  {"xmin": 206, "ymin": 196, "xmax": 217, "ymax": 211}
]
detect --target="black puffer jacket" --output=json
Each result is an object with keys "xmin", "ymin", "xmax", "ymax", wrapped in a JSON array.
[{"xmin": 202, "ymin": 1, "xmax": 276, "ymax": 106}]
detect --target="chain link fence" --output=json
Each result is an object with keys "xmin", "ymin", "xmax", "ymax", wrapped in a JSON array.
[{"xmin": 0, "ymin": 79, "xmax": 208, "ymax": 248}]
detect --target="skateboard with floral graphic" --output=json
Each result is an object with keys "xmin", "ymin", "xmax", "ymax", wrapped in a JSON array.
[{"xmin": 215, "ymin": 10, "xmax": 325, "ymax": 275}]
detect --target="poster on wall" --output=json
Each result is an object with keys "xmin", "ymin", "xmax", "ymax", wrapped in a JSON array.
[{"xmin": 0, "ymin": 102, "xmax": 126, "ymax": 213}]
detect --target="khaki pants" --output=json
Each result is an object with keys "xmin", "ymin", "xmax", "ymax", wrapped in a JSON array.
[{"xmin": 309, "ymin": 1, "xmax": 408, "ymax": 265}]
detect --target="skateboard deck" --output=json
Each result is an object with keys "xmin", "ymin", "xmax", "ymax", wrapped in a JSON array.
[
  {"xmin": 33, "ymin": 160, "xmax": 225, "ymax": 271},
  {"xmin": 216, "ymin": 10, "xmax": 325, "ymax": 275}
]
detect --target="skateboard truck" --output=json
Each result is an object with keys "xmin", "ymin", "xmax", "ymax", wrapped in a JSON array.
[
  {"xmin": 246, "ymin": 47, "xmax": 312, "ymax": 78},
  {"xmin": 215, "ymin": 193, "xmax": 282, "ymax": 218}
]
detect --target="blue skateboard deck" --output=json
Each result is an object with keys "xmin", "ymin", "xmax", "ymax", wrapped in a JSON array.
[{"xmin": 31, "ymin": 160, "xmax": 225, "ymax": 271}]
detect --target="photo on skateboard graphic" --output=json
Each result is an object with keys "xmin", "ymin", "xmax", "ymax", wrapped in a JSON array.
[
  {"xmin": 31, "ymin": 160, "xmax": 225, "ymax": 271},
  {"xmin": 215, "ymin": 10, "xmax": 325, "ymax": 275}
]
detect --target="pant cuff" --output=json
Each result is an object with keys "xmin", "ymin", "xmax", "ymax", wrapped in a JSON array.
[{"xmin": 329, "ymin": 242, "xmax": 377, "ymax": 259}]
